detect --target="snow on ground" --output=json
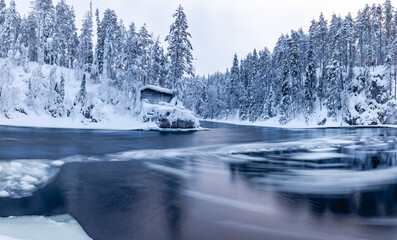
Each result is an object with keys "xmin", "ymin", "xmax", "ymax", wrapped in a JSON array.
[
  {"xmin": 202, "ymin": 114, "xmax": 348, "ymax": 129},
  {"xmin": 0, "ymin": 59, "xmax": 198, "ymax": 131},
  {"xmin": 0, "ymin": 215, "xmax": 91, "ymax": 240},
  {"xmin": 203, "ymin": 117, "xmax": 397, "ymax": 129},
  {"xmin": 0, "ymin": 112, "xmax": 158, "ymax": 131}
]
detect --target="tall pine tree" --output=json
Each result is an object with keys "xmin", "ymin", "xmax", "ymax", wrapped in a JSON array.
[{"xmin": 165, "ymin": 5, "xmax": 194, "ymax": 98}]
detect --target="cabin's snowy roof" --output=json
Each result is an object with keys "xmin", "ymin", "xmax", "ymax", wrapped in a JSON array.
[{"xmin": 140, "ymin": 85, "xmax": 174, "ymax": 95}]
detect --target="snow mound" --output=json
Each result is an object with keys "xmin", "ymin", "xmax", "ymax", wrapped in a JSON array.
[{"xmin": 142, "ymin": 101, "xmax": 200, "ymax": 129}]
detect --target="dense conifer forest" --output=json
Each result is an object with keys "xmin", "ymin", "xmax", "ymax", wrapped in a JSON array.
[{"xmin": 1, "ymin": 0, "xmax": 397, "ymax": 126}]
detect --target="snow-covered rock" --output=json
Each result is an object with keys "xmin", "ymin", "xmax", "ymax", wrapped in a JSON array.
[{"xmin": 141, "ymin": 100, "xmax": 200, "ymax": 129}]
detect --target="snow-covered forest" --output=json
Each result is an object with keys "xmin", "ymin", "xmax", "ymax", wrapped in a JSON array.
[
  {"xmin": 2, "ymin": 0, "xmax": 397, "ymax": 127},
  {"xmin": 183, "ymin": 0, "xmax": 397, "ymax": 126},
  {"xmin": 0, "ymin": 0, "xmax": 194, "ymax": 128}
]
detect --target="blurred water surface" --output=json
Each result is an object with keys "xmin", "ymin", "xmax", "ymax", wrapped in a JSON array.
[{"xmin": 0, "ymin": 122, "xmax": 397, "ymax": 239}]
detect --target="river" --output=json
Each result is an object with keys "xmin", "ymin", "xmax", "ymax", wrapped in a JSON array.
[{"xmin": 1, "ymin": 121, "xmax": 397, "ymax": 240}]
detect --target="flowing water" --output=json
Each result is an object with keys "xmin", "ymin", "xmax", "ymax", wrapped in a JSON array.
[{"xmin": 1, "ymin": 122, "xmax": 397, "ymax": 239}]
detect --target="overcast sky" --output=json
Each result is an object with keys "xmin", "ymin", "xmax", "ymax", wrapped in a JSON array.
[{"xmin": 8, "ymin": 0, "xmax": 387, "ymax": 75}]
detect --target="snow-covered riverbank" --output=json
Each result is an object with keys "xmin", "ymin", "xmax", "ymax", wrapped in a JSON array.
[
  {"xmin": 0, "ymin": 113, "xmax": 158, "ymax": 131},
  {"xmin": 0, "ymin": 59, "xmax": 202, "ymax": 131},
  {"xmin": 203, "ymin": 116, "xmax": 397, "ymax": 129}
]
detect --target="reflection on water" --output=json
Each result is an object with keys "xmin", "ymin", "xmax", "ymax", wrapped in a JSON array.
[{"xmin": 1, "ymin": 122, "xmax": 397, "ymax": 239}]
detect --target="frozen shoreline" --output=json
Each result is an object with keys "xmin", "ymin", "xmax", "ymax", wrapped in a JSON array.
[
  {"xmin": 0, "ymin": 215, "xmax": 92, "ymax": 240},
  {"xmin": 0, "ymin": 116, "xmax": 396, "ymax": 131},
  {"xmin": 0, "ymin": 114, "xmax": 159, "ymax": 131},
  {"xmin": 202, "ymin": 118, "xmax": 397, "ymax": 129}
]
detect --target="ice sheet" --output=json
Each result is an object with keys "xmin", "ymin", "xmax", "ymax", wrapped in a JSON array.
[{"xmin": 0, "ymin": 215, "xmax": 92, "ymax": 240}]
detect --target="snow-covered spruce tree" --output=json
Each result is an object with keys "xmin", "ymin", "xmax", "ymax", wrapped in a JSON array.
[
  {"xmin": 386, "ymin": 53, "xmax": 393, "ymax": 97},
  {"xmin": 53, "ymin": 0, "xmax": 78, "ymax": 67},
  {"xmin": 370, "ymin": 4, "xmax": 383, "ymax": 66},
  {"xmin": 279, "ymin": 38, "xmax": 291, "ymax": 124},
  {"xmin": 328, "ymin": 14, "xmax": 342, "ymax": 64},
  {"xmin": 74, "ymin": 73, "xmax": 95, "ymax": 120},
  {"xmin": 392, "ymin": 15, "xmax": 397, "ymax": 99},
  {"xmin": 115, "ymin": 19, "xmax": 127, "ymax": 90},
  {"xmin": 214, "ymin": 72, "xmax": 228, "ymax": 118},
  {"xmin": 194, "ymin": 77, "xmax": 208, "ymax": 117},
  {"xmin": 248, "ymin": 49, "xmax": 259, "ymax": 121},
  {"xmin": 45, "ymin": 66, "xmax": 58, "ymax": 116},
  {"xmin": 0, "ymin": 0, "xmax": 21, "ymax": 58},
  {"xmin": 27, "ymin": 65, "xmax": 46, "ymax": 114},
  {"xmin": 137, "ymin": 24, "xmax": 153, "ymax": 86},
  {"xmin": 316, "ymin": 13, "xmax": 328, "ymax": 69},
  {"xmin": 296, "ymin": 28, "xmax": 308, "ymax": 74},
  {"xmin": 23, "ymin": 13, "xmax": 39, "ymax": 62},
  {"xmin": 384, "ymin": 0, "xmax": 393, "ymax": 57},
  {"xmin": 271, "ymin": 35, "xmax": 288, "ymax": 116},
  {"xmin": 263, "ymin": 48, "xmax": 276, "ymax": 119},
  {"xmin": 77, "ymin": 73, "xmax": 87, "ymax": 106},
  {"xmin": 238, "ymin": 59, "xmax": 249, "ymax": 120},
  {"xmin": 79, "ymin": 1, "xmax": 94, "ymax": 72},
  {"xmin": 97, "ymin": 9, "xmax": 123, "ymax": 83},
  {"xmin": 0, "ymin": 55, "xmax": 19, "ymax": 117},
  {"xmin": 148, "ymin": 37, "xmax": 167, "ymax": 87},
  {"xmin": 304, "ymin": 36, "xmax": 317, "ymax": 122},
  {"xmin": 26, "ymin": 77, "xmax": 35, "ymax": 110},
  {"xmin": 355, "ymin": 5, "xmax": 371, "ymax": 67},
  {"xmin": 122, "ymin": 23, "xmax": 140, "ymax": 112},
  {"xmin": 165, "ymin": 4, "xmax": 194, "ymax": 98},
  {"xmin": 259, "ymin": 49, "xmax": 272, "ymax": 118},
  {"xmin": 289, "ymin": 31, "xmax": 303, "ymax": 118},
  {"xmin": 0, "ymin": 0, "xmax": 5, "ymax": 25},
  {"xmin": 250, "ymin": 49, "xmax": 269, "ymax": 121},
  {"xmin": 226, "ymin": 53, "xmax": 240, "ymax": 116},
  {"xmin": 326, "ymin": 52, "xmax": 342, "ymax": 120},
  {"xmin": 341, "ymin": 13, "xmax": 355, "ymax": 84},
  {"xmin": 32, "ymin": 0, "xmax": 56, "ymax": 65},
  {"xmin": 54, "ymin": 73, "xmax": 65, "ymax": 116},
  {"xmin": 93, "ymin": 9, "xmax": 102, "ymax": 79}
]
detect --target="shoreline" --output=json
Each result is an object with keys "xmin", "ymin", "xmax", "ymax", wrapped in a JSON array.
[{"xmin": 201, "ymin": 119, "xmax": 397, "ymax": 130}]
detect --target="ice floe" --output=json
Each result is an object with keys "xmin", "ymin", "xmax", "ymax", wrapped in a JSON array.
[
  {"xmin": 0, "ymin": 155, "xmax": 98, "ymax": 198},
  {"xmin": 0, "ymin": 160, "xmax": 59, "ymax": 198},
  {"xmin": 0, "ymin": 215, "xmax": 92, "ymax": 240},
  {"xmin": 252, "ymin": 168, "xmax": 397, "ymax": 195}
]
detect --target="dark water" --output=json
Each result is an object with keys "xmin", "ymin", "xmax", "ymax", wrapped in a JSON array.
[{"xmin": 1, "ymin": 122, "xmax": 397, "ymax": 239}]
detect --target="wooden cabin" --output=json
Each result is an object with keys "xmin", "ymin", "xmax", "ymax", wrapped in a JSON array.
[{"xmin": 140, "ymin": 85, "xmax": 175, "ymax": 104}]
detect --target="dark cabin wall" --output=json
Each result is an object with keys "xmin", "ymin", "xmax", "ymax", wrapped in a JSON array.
[{"xmin": 141, "ymin": 90, "xmax": 173, "ymax": 104}]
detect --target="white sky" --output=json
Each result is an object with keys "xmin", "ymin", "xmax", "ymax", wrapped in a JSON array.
[{"xmin": 7, "ymin": 0, "xmax": 387, "ymax": 75}]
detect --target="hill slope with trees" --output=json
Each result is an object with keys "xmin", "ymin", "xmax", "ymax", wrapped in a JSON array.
[{"xmin": 182, "ymin": 1, "xmax": 397, "ymax": 126}]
